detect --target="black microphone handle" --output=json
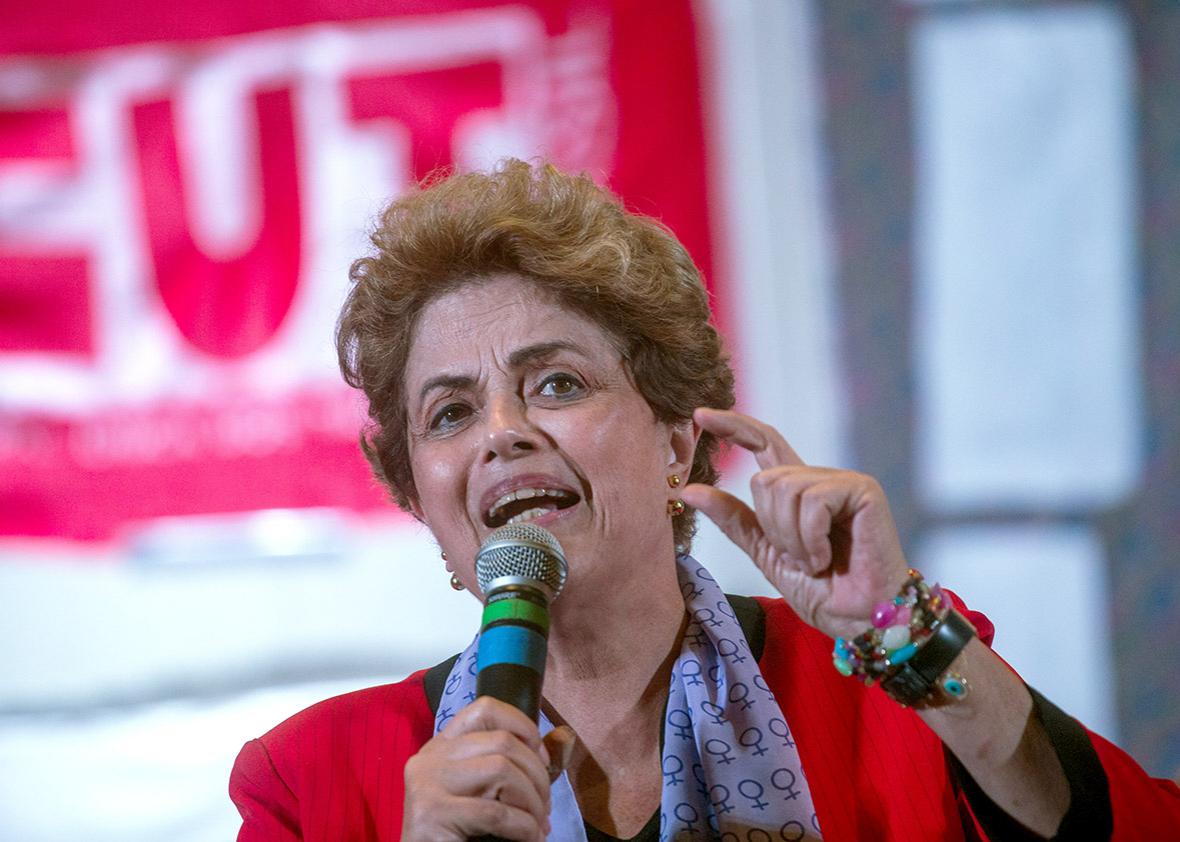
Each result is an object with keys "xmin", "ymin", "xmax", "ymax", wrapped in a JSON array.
[{"xmin": 475, "ymin": 662, "xmax": 542, "ymax": 722}]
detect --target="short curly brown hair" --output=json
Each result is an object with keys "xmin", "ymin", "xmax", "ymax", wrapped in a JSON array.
[{"xmin": 336, "ymin": 159, "xmax": 734, "ymax": 549}]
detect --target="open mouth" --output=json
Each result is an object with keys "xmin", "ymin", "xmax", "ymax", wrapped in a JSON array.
[{"xmin": 484, "ymin": 487, "xmax": 581, "ymax": 528}]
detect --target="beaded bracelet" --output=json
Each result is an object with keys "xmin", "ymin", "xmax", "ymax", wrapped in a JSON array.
[
  {"xmin": 831, "ymin": 568, "xmax": 975, "ymax": 706},
  {"xmin": 880, "ymin": 608, "xmax": 975, "ymax": 706}
]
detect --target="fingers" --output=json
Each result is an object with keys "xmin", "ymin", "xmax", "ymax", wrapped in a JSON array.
[
  {"xmin": 444, "ymin": 696, "xmax": 546, "ymax": 755},
  {"xmin": 750, "ymin": 471, "xmax": 843, "ymax": 574},
  {"xmin": 798, "ymin": 483, "xmax": 836, "ymax": 571},
  {"xmin": 693, "ymin": 407, "xmax": 804, "ymax": 470},
  {"xmin": 680, "ymin": 483, "xmax": 765, "ymax": 561},
  {"xmin": 403, "ymin": 697, "xmax": 551, "ymax": 842},
  {"xmin": 457, "ymin": 797, "xmax": 548, "ymax": 842},
  {"xmin": 687, "ymin": 465, "xmax": 862, "ymax": 580},
  {"xmin": 404, "ymin": 788, "xmax": 546, "ymax": 842},
  {"xmin": 683, "ymin": 466, "xmax": 847, "ymax": 574},
  {"xmin": 543, "ymin": 725, "xmax": 576, "ymax": 783},
  {"xmin": 440, "ymin": 729, "xmax": 552, "ymax": 810},
  {"xmin": 439, "ymin": 699, "xmax": 550, "ymax": 805}
]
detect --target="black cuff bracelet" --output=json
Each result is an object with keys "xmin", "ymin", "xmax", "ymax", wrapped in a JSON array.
[{"xmin": 880, "ymin": 608, "xmax": 976, "ymax": 707}]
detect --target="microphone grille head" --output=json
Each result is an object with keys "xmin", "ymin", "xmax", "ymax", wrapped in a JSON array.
[{"xmin": 475, "ymin": 523, "xmax": 567, "ymax": 599}]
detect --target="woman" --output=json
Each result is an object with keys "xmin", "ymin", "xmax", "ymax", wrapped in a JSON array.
[{"xmin": 230, "ymin": 160, "xmax": 1179, "ymax": 841}]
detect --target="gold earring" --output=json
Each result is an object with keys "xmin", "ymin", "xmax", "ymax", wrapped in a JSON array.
[
  {"xmin": 441, "ymin": 551, "xmax": 448, "ymax": 561},
  {"xmin": 667, "ymin": 474, "xmax": 681, "ymax": 488},
  {"xmin": 450, "ymin": 573, "xmax": 465, "ymax": 591},
  {"xmin": 667, "ymin": 499, "xmax": 685, "ymax": 516}
]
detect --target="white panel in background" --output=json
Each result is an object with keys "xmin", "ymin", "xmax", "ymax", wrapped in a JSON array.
[
  {"xmin": 693, "ymin": 0, "xmax": 846, "ymax": 596},
  {"xmin": 918, "ymin": 523, "xmax": 1118, "ymax": 743},
  {"xmin": 0, "ymin": 516, "xmax": 477, "ymax": 709},
  {"xmin": 0, "ymin": 677, "xmax": 381, "ymax": 842},
  {"xmin": 911, "ymin": 6, "xmax": 1142, "ymax": 511}
]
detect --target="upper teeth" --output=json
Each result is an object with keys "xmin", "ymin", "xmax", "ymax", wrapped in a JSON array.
[{"xmin": 488, "ymin": 488, "xmax": 569, "ymax": 521}]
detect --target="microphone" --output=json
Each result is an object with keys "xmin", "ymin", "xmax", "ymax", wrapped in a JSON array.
[{"xmin": 474, "ymin": 522, "xmax": 567, "ymax": 722}]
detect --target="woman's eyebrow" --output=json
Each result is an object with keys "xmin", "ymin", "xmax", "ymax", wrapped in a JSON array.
[
  {"xmin": 507, "ymin": 340, "xmax": 587, "ymax": 368},
  {"xmin": 415, "ymin": 374, "xmax": 475, "ymax": 406},
  {"xmin": 414, "ymin": 342, "xmax": 588, "ymax": 406}
]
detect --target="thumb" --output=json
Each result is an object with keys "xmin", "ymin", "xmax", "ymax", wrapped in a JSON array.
[
  {"xmin": 681, "ymin": 483, "xmax": 765, "ymax": 560},
  {"xmin": 543, "ymin": 725, "xmax": 576, "ymax": 783}
]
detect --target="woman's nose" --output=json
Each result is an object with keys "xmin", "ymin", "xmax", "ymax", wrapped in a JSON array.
[{"xmin": 482, "ymin": 395, "xmax": 540, "ymax": 462}]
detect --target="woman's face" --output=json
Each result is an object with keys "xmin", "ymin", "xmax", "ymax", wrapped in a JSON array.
[{"xmin": 402, "ymin": 274, "xmax": 696, "ymax": 597}]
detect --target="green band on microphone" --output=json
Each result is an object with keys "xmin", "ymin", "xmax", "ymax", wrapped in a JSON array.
[
  {"xmin": 476, "ymin": 624, "xmax": 547, "ymax": 673},
  {"xmin": 481, "ymin": 597, "xmax": 550, "ymax": 633}
]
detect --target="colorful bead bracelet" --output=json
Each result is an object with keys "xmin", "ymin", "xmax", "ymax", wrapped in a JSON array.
[{"xmin": 832, "ymin": 568, "xmax": 975, "ymax": 706}]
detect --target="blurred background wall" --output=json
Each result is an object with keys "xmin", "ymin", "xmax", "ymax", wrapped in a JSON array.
[{"xmin": 1, "ymin": 1, "xmax": 1176, "ymax": 838}]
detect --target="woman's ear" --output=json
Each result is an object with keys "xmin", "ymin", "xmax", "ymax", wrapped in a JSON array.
[{"xmin": 666, "ymin": 416, "xmax": 702, "ymax": 480}]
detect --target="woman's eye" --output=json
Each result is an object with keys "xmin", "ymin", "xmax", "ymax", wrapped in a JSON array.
[
  {"xmin": 538, "ymin": 373, "xmax": 584, "ymax": 399},
  {"xmin": 429, "ymin": 403, "xmax": 471, "ymax": 431}
]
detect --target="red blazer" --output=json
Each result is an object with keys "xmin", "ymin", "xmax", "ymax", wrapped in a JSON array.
[{"xmin": 230, "ymin": 597, "xmax": 1180, "ymax": 840}]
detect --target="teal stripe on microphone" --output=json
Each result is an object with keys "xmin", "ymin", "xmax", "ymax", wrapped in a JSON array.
[{"xmin": 476, "ymin": 624, "xmax": 547, "ymax": 673}]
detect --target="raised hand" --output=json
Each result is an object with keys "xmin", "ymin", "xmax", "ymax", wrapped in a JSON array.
[{"xmin": 680, "ymin": 408, "xmax": 910, "ymax": 640}]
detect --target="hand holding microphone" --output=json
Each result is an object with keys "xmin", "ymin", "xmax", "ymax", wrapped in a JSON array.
[{"xmin": 402, "ymin": 525, "xmax": 573, "ymax": 842}]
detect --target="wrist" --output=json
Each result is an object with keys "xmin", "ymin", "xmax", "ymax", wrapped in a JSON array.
[
  {"xmin": 880, "ymin": 607, "xmax": 976, "ymax": 707},
  {"xmin": 832, "ymin": 569, "xmax": 977, "ymax": 707}
]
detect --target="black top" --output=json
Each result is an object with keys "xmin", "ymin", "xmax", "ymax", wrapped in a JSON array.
[
  {"xmin": 422, "ymin": 595, "xmax": 1110, "ymax": 841},
  {"xmin": 583, "ymin": 809, "xmax": 660, "ymax": 842}
]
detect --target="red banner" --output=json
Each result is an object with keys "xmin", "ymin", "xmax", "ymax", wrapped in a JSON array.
[{"xmin": 0, "ymin": 0, "xmax": 717, "ymax": 543}]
